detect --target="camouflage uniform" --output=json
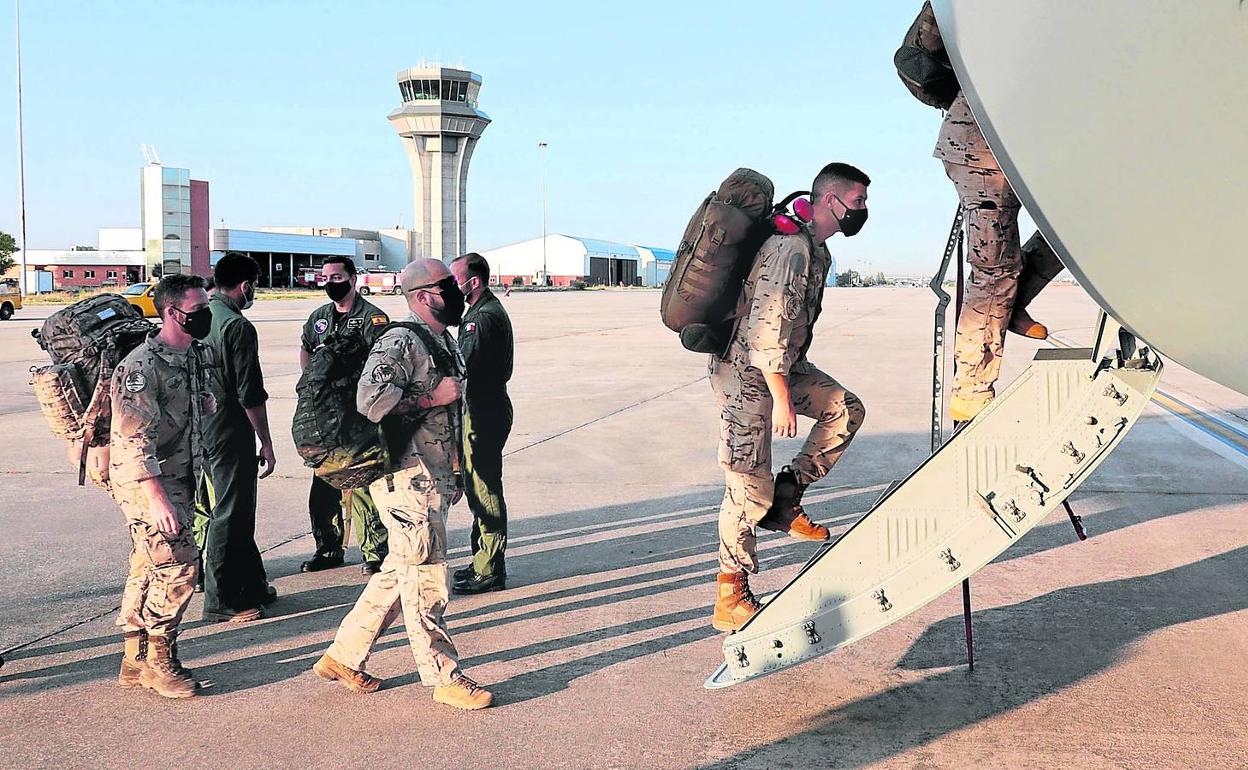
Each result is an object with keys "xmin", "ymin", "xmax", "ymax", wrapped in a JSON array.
[
  {"xmin": 710, "ymin": 233, "xmax": 866, "ymax": 574},
  {"xmin": 109, "ymin": 336, "xmax": 210, "ymax": 637},
  {"xmin": 935, "ymin": 89, "xmax": 1064, "ymax": 418},
  {"xmin": 325, "ymin": 314, "xmax": 466, "ymax": 686}
]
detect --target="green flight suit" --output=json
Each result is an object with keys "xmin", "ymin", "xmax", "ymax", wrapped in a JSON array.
[
  {"xmin": 300, "ymin": 294, "xmax": 392, "ymax": 563},
  {"xmin": 200, "ymin": 292, "xmax": 270, "ymax": 613},
  {"xmin": 458, "ymin": 289, "xmax": 514, "ymax": 578}
]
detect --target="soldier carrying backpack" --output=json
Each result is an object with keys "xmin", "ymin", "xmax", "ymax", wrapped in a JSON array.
[
  {"xmin": 897, "ymin": 1, "xmax": 1065, "ymax": 424},
  {"xmin": 34, "ymin": 276, "xmax": 216, "ymax": 699},
  {"xmin": 666, "ymin": 163, "xmax": 872, "ymax": 634}
]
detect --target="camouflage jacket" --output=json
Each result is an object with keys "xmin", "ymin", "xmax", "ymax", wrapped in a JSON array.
[
  {"xmin": 933, "ymin": 92, "xmax": 997, "ymax": 170},
  {"xmin": 725, "ymin": 232, "xmax": 832, "ymax": 375},
  {"xmin": 109, "ymin": 336, "xmax": 212, "ymax": 491},
  {"xmin": 357, "ymin": 313, "xmax": 464, "ymax": 486}
]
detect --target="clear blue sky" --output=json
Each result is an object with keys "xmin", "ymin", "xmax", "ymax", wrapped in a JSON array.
[{"xmin": 0, "ymin": 0, "xmax": 1024, "ymax": 275}]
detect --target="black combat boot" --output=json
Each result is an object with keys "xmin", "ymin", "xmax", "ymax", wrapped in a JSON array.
[{"xmin": 757, "ymin": 466, "xmax": 829, "ymax": 542}]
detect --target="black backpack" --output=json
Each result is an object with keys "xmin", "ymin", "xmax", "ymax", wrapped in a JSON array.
[
  {"xmin": 292, "ymin": 321, "xmax": 459, "ymax": 490},
  {"xmin": 30, "ymin": 294, "xmax": 155, "ymax": 486},
  {"xmin": 895, "ymin": 1, "xmax": 960, "ymax": 110}
]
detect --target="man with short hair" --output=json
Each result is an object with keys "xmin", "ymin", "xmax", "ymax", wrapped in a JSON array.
[
  {"xmin": 449, "ymin": 252, "xmax": 514, "ymax": 594},
  {"xmin": 111, "ymin": 274, "xmax": 214, "ymax": 698},
  {"xmin": 314, "ymin": 258, "xmax": 493, "ymax": 711},
  {"xmin": 299, "ymin": 256, "xmax": 391, "ymax": 575},
  {"xmin": 709, "ymin": 162, "xmax": 870, "ymax": 632},
  {"xmin": 200, "ymin": 252, "xmax": 276, "ymax": 622}
]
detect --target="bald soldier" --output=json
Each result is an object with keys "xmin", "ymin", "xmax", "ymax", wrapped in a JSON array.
[
  {"xmin": 313, "ymin": 258, "xmax": 493, "ymax": 711},
  {"xmin": 709, "ymin": 163, "xmax": 870, "ymax": 632},
  {"xmin": 110, "ymin": 274, "xmax": 214, "ymax": 699},
  {"xmin": 908, "ymin": 1, "xmax": 1065, "ymax": 423}
]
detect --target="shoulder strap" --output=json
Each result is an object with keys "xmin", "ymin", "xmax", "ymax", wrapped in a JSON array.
[{"xmin": 380, "ymin": 322, "xmax": 460, "ymax": 378}]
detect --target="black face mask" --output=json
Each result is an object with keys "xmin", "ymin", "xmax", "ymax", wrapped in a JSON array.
[
  {"xmin": 174, "ymin": 307, "xmax": 213, "ymax": 340},
  {"xmin": 834, "ymin": 194, "xmax": 869, "ymax": 237},
  {"xmin": 428, "ymin": 278, "xmax": 465, "ymax": 327},
  {"xmin": 325, "ymin": 280, "xmax": 352, "ymax": 303},
  {"xmin": 241, "ymin": 282, "xmax": 256, "ymax": 310}
]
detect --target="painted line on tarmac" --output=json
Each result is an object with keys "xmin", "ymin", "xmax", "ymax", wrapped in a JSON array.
[
  {"xmin": 1049, "ymin": 335, "xmax": 1248, "ymax": 458},
  {"xmin": 502, "ymin": 375, "xmax": 709, "ymax": 458}
]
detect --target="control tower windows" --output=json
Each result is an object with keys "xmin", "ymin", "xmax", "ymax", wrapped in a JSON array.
[{"xmin": 399, "ymin": 76, "xmax": 479, "ymax": 106}]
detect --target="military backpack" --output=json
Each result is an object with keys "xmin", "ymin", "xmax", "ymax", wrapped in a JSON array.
[
  {"xmin": 29, "ymin": 294, "xmax": 155, "ymax": 487},
  {"xmin": 895, "ymin": 1, "xmax": 960, "ymax": 110},
  {"xmin": 661, "ymin": 168, "xmax": 818, "ymax": 356},
  {"xmin": 292, "ymin": 321, "xmax": 460, "ymax": 490}
]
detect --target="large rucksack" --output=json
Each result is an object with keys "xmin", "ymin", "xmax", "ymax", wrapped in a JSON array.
[
  {"xmin": 292, "ymin": 321, "xmax": 460, "ymax": 490},
  {"xmin": 660, "ymin": 168, "xmax": 777, "ymax": 355},
  {"xmin": 30, "ymin": 294, "xmax": 155, "ymax": 487},
  {"xmin": 895, "ymin": 1, "xmax": 959, "ymax": 110}
]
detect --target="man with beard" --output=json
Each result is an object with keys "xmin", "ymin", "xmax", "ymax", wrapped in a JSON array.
[{"xmin": 313, "ymin": 259, "xmax": 493, "ymax": 710}]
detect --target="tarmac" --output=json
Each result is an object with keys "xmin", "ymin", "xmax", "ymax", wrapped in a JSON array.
[{"xmin": 1, "ymin": 286, "xmax": 1245, "ymax": 769}]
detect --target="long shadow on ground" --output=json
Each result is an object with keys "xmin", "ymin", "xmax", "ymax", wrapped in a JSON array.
[{"xmin": 699, "ymin": 541, "xmax": 1248, "ymax": 769}]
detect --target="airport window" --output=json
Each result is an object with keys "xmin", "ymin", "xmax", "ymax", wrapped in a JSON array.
[
  {"xmin": 63, "ymin": 270, "xmax": 73, "ymax": 278},
  {"xmin": 84, "ymin": 270, "xmax": 96, "ymax": 278},
  {"xmin": 107, "ymin": 270, "xmax": 118, "ymax": 279}
]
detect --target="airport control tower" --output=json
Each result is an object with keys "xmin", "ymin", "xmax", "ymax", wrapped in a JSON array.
[{"xmin": 388, "ymin": 65, "xmax": 491, "ymax": 262}]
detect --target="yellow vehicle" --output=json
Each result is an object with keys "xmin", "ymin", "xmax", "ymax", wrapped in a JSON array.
[
  {"xmin": 0, "ymin": 279, "xmax": 22, "ymax": 321},
  {"xmin": 121, "ymin": 283, "xmax": 158, "ymax": 318}
]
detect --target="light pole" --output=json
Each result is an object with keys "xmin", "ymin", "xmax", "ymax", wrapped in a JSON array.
[
  {"xmin": 538, "ymin": 140, "xmax": 547, "ymax": 286},
  {"xmin": 15, "ymin": 0, "xmax": 29, "ymax": 295}
]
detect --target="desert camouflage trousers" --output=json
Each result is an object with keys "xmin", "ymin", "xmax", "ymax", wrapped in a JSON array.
[
  {"xmin": 944, "ymin": 161, "xmax": 1063, "ymax": 420},
  {"xmin": 114, "ymin": 481, "xmax": 199, "ymax": 637},
  {"xmin": 326, "ymin": 465, "xmax": 460, "ymax": 686},
  {"xmin": 710, "ymin": 358, "xmax": 866, "ymax": 574}
]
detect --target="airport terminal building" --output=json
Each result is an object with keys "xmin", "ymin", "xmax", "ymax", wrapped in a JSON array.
[
  {"xmin": 480, "ymin": 235, "xmax": 673, "ymax": 288},
  {"xmin": 212, "ymin": 227, "xmax": 416, "ymax": 287}
]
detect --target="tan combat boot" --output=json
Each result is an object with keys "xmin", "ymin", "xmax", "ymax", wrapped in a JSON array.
[
  {"xmin": 118, "ymin": 631, "xmax": 147, "ymax": 689},
  {"xmin": 712, "ymin": 572, "xmax": 763, "ymax": 632},
  {"xmin": 1008, "ymin": 308, "xmax": 1049, "ymax": 339},
  {"xmin": 140, "ymin": 634, "xmax": 197, "ymax": 699},
  {"xmin": 757, "ymin": 467, "xmax": 830, "ymax": 542},
  {"xmin": 312, "ymin": 653, "xmax": 383, "ymax": 694},
  {"xmin": 433, "ymin": 673, "xmax": 494, "ymax": 710}
]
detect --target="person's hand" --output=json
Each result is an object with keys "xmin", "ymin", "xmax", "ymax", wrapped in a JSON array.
[
  {"xmin": 429, "ymin": 376, "xmax": 463, "ymax": 407},
  {"xmin": 152, "ymin": 497, "xmax": 182, "ymax": 536},
  {"xmin": 258, "ymin": 442, "xmax": 277, "ymax": 479},
  {"xmin": 772, "ymin": 398, "xmax": 798, "ymax": 438}
]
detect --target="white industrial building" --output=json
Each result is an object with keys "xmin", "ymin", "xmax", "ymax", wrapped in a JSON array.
[{"xmin": 480, "ymin": 235, "xmax": 674, "ymax": 288}]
